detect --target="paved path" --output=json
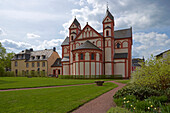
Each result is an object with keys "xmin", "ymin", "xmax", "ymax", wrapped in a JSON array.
[
  {"xmin": 0, "ymin": 83, "xmax": 95, "ymax": 92},
  {"xmin": 72, "ymin": 81, "xmax": 126, "ymax": 113}
]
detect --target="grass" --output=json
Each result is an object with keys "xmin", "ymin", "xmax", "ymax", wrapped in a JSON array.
[
  {"xmin": 107, "ymin": 107, "xmax": 132, "ymax": 113},
  {"xmin": 0, "ymin": 82, "xmax": 118, "ymax": 113},
  {"xmin": 115, "ymin": 80, "xmax": 130, "ymax": 84},
  {"xmin": 0, "ymin": 77, "xmax": 116, "ymax": 89}
]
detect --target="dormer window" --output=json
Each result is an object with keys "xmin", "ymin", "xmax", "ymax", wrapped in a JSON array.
[
  {"xmin": 71, "ymin": 36, "xmax": 74, "ymax": 41},
  {"xmin": 80, "ymin": 53, "xmax": 84, "ymax": 60},
  {"xmin": 91, "ymin": 53, "xmax": 95, "ymax": 60},
  {"xmin": 32, "ymin": 56, "xmax": 35, "ymax": 60},
  {"xmin": 106, "ymin": 30, "xmax": 109, "ymax": 36},
  {"xmin": 42, "ymin": 55, "xmax": 46, "ymax": 59},
  {"xmin": 37, "ymin": 56, "xmax": 40, "ymax": 60},
  {"xmin": 117, "ymin": 43, "xmax": 120, "ymax": 48}
]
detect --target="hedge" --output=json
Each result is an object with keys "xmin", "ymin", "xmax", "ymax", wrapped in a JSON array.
[{"xmin": 58, "ymin": 75, "xmax": 122, "ymax": 79}]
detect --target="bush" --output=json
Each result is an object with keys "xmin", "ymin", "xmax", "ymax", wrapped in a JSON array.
[
  {"xmin": 148, "ymin": 95, "xmax": 168, "ymax": 105},
  {"xmin": 131, "ymin": 53, "xmax": 170, "ymax": 90},
  {"xmin": 107, "ymin": 107, "xmax": 132, "ymax": 113},
  {"xmin": 114, "ymin": 84, "xmax": 162, "ymax": 100}
]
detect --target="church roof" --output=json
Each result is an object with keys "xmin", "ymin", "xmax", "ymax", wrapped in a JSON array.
[
  {"xmin": 114, "ymin": 28, "xmax": 132, "ymax": 39},
  {"xmin": 61, "ymin": 36, "xmax": 69, "ymax": 46},
  {"xmin": 61, "ymin": 56, "xmax": 69, "ymax": 62},
  {"xmin": 103, "ymin": 9, "xmax": 114, "ymax": 21},
  {"xmin": 114, "ymin": 53, "xmax": 128, "ymax": 59},
  {"xmin": 73, "ymin": 18, "xmax": 80, "ymax": 26},
  {"xmin": 73, "ymin": 40, "xmax": 101, "ymax": 51}
]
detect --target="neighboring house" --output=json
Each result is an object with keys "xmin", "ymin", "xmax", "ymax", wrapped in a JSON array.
[
  {"xmin": 155, "ymin": 49, "xmax": 170, "ymax": 59},
  {"xmin": 11, "ymin": 47, "xmax": 60, "ymax": 76},
  {"xmin": 51, "ymin": 58, "xmax": 62, "ymax": 76},
  {"xmin": 132, "ymin": 58, "xmax": 145, "ymax": 71},
  {"xmin": 61, "ymin": 8, "xmax": 133, "ymax": 78}
]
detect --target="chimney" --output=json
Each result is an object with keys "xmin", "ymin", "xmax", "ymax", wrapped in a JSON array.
[
  {"xmin": 53, "ymin": 47, "xmax": 56, "ymax": 52},
  {"xmin": 30, "ymin": 48, "xmax": 33, "ymax": 51}
]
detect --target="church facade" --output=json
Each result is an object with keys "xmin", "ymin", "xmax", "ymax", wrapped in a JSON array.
[{"xmin": 61, "ymin": 9, "xmax": 132, "ymax": 78}]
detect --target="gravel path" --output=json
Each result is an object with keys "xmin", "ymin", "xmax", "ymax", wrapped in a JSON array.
[{"xmin": 72, "ymin": 81, "xmax": 126, "ymax": 113}]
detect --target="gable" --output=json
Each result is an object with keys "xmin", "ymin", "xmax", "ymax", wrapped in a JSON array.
[
  {"xmin": 75, "ymin": 24, "xmax": 102, "ymax": 40},
  {"xmin": 70, "ymin": 23, "xmax": 77, "ymax": 29},
  {"xmin": 104, "ymin": 17, "xmax": 112, "ymax": 23}
]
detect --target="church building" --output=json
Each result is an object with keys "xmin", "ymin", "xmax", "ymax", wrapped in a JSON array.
[{"xmin": 61, "ymin": 8, "xmax": 132, "ymax": 78}]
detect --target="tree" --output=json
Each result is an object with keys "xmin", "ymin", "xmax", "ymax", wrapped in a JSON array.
[
  {"xmin": 0, "ymin": 42, "xmax": 6, "ymax": 74},
  {"xmin": 4, "ymin": 52, "xmax": 15, "ymax": 71},
  {"xmin": 131, "ymin": 52, "xmax": 170, "ymax": 90}
]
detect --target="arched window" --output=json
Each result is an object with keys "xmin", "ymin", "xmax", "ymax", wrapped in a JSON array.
[
  {"xmin": 71, "ymin": 36, "xmax": 74, "ymax": 40},
  {"xmin": 80, "ymin": 53, "xmax": 84, "ymax": 60},
  {"xmin": 91, "ymin": 53, "xmax": 95, "ymax": 60},
  {"xmin": 117, "ymin": 43, "xmax": 120, "ymax": 48},
  {"xmin": 106, "ymin": 30, "xmax": 109, "ymax": 36}
]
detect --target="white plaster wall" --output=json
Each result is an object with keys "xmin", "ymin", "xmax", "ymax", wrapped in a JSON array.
[
  {"xmin": 114, "ymin": 59, "xmax": 125, "ymax": 62},
  {"xmin": 63, "ymin": 65, "xmax": 69, "ymax": 75},
  {"xmin": 70, "ymin": 64, "xmax": 72, "ymax": 75},
  {"xmin": 123, "ymin": 42, "xmax": 128, "ymax": 47},
  {"xmin": 96, "ymin": 62, "xmax": 99, "ymax": 75},
  {"xmin": 115, "ymin": 49, "xmax": 128, "ymax": 53},
  {"xmin": 91, "ymin": 62, "xmax": 95, "ymax": 75},
  {"xmin": 73, "ymin": 63, "xmax": 75, "ymax": 75},
  {"xmin": 96, "ymin": 53, "xmax": 99, "ymax": 61},
  {"xmin": 76, "ymin": 53, "xmax": 79, "ymax": 61},
  {"xmin": 93, "ymin": 32, "xmax": 98, "ymax": 37},
  {"xmin": 85, "ymin": 62, "xmax": 89, "ymax": 75},
  {"xmin": 114, "ymin": 63, "xmax": 125, "ymax": 77},
  {"xmin": 90, "ymin": 31, "xmax": 93, "ymax": 37},
  {"xmin": 76, "ymin": 62, "xmax": 78, "ymax": 75},
  {"xmin": 126, "ymin": 60, "xmax": 128, "ymax": 76},
  {"xmin": 105, "ymin": 63, "xmax": 112, "ymax": 75},
  {"xmin": 105, "ymin": 24, "xmax": 111, "ymax": 27},
  {"xmin": 108, "ymin": 40, "xmax": 111, "ymax": 46},
  {"xmin": 97, "ymin": 40, "xmax": 101, "ymax": 47},
  {"xmin": 105, "ymin": 48, "xmax": 111, "ymax": 61},
  {"xmin": 80, "ymin": 62, "xmax": 83, "ymax": 75},
  {"xmin": 70, "ymin": 24, "xmax": 77, "ymax": 29},
  {"xmin": 85, "ymin": 52, "xmax": 89, "ymax": 60}
]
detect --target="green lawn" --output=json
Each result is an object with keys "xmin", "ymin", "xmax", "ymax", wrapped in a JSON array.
[
  {"xmin": 115, "ymin": 80, "xmax": 130, "ymax": 84},
  {"xmin": 0, "ymin": 82, "xmax": 117, "ymax": 113},
  {"xmin": 0, "ymin": 77, "xmax": 115, "ymax": 89}
]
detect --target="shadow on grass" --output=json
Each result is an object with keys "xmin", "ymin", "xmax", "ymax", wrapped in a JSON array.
[{"xmin": 0, "ymin": 80, "xmax": 16, "ymax": 84}]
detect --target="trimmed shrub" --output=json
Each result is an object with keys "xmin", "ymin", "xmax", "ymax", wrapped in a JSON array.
[
  {"xmin": 114, "ymin": 84, "xmax": 162, "ymax": 100},
  {"xmin": 58, "ymin": 75, "xmax": 122, "ymax": 79}
]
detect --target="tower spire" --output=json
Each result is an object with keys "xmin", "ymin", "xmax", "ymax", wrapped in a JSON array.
[{"xmin": 107, "ymin": 1, "xmax": 109, "ymax": 10}]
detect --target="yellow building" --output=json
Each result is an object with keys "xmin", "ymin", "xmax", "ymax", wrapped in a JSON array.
[{"xmin": 11, "ymin": 48, "xmax": 60, "ymax": 76}]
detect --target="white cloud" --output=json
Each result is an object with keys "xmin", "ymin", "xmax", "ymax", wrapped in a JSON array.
[
  {"xmin": 133, "ymin": 32, "xmax": 170, "ymax": 59},
  {"xmin": 0, "ymin": 38, "xmax": 64, "ymax": 57},
  {"xmin": 0, "ymin": 28, "xmax": 7, "ymax": 36},
  {"xmin": 27, "ymin": 33, "xmax": 40, "ymax": 39}
]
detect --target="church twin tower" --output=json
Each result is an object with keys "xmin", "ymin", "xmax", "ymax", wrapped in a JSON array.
[{"xmin": 61, "ymin": 9, "xmax": 132, "ymax": 78}]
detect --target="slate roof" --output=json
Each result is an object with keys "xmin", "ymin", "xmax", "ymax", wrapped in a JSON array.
[
  {"xmin": 114, "ymin": 53, "xmax": 128, "ymax": 59},
  {"xmin": 155, "ymin": 49, "xmax": 170, "ymax": 57},
  {"xmin": 61, "ymin": 36, "xmax": 69, "ymax": 46},
  {"xmin": 73, "ymin": 40, "xmax": 102, "ymax": 51},
  {"xmin": 114, "ymin": 28, "xmax": 132, "ymax": 39},
  {"xmin": 73, "ymin": 18, "xmax": 80, "ymax": 26},
  {"xmin": 61, "ymin": 56, "xmax": 69, "ymax": 62},
  {"xmin": 26, "ymin": 49, "xmax": 54, "ymax": 62},
  {"xmin": 51, "ymin": 58, "xmax": 62, "ymax": 67},
  {"xmin": 103, "ymin": 9, "xmax": 114, "ymax": 21}
]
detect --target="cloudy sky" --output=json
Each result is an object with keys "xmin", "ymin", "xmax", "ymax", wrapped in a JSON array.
[{"xmin": 0, "ymin": 0, "xmax": 170, "ymax": 59}]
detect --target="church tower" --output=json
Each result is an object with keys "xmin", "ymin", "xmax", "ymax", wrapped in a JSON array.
[
  {"xmin": 69, "ymin": 17, "xmax": 81, "ymax": 75},
  {"xmin": 102, "ymin": 7, "xmax": 115, "ymax": 75}
]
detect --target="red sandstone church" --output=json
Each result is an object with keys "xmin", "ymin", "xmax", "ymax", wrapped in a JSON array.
[{"xmin": 59, "ymin": 8, "xmax": 132, "ymax": 78}]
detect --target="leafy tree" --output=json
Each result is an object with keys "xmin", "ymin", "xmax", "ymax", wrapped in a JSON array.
[
  {"xmin": 131, "ymin": 52, "xmax": 170, "ymax": 90},
  {"xmin": 4, "ymin": 52, "xmax": 15, "ymax": 71},
  {"xmin": 0, "ymin": 42, "xmax": 6, "ymax": 74}
]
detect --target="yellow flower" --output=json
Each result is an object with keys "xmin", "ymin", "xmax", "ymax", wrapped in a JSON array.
[
  {"xmin": 127, "ymin": 101, "xmax": 129, "ymax": 103},
  {"xmin": 124, "ymin": 101, "xmax": 126, "ymax": 103},
  {"xmin": 151, "ymin": 105, "xmax": 153, "ymax": 107},
  {"xmin": 123, "ymin": 97, "xmax": 126, "ymax": 100},
  {"xmin": 154, "ymin": 108, "xmax": 156, "ymax": 110},
  {"xmin": 148, "ymin": 107, "xmax": 150, "ymax": 109},
  {"xmin": 134, "ymin": 107, "xmax": 135, "ymax": 110},
  {"xmin": 131, "ymin": 105, "xmax": 133, "ymax": 107}
]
